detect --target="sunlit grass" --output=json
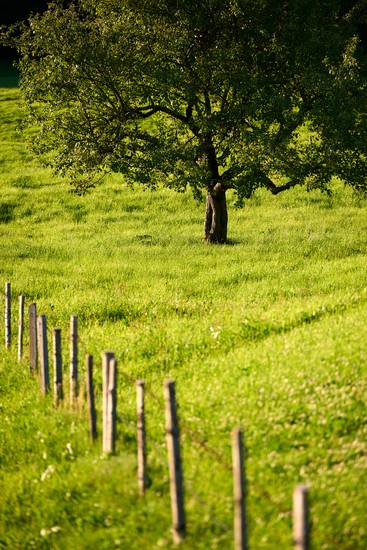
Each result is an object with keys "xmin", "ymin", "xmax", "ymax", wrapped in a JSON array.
[{"xmin": 0, "ymin": 83, "xmax": 367, "ymax": 549}]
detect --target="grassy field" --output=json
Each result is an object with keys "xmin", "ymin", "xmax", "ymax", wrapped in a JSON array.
[{"xmin": 0, "ymin": 76, "xmax": 367, "ymax": 549}]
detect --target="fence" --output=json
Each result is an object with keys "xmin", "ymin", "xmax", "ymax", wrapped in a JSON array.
[{"xmin": 3, "ymin": 281, "xmax": 310, "ymax": 549}]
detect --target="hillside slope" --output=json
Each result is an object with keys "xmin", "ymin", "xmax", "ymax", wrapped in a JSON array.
[{"xmin": 1, "ymin": 86, "xmax": 367, "ymax": 549}]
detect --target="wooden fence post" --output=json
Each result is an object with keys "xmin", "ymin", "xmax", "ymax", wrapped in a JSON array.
[
  {"xmin": 29, "ymin": 303, "xmax": 37, "ymax": 373},
  {"xmin": 37, "ymin": 315, "xmax": 49, "ymax": 395},
  {"xmin": 104, "ymin": 356, "xmax": 117, "ymax": 454},
  {"xmin": 293, "ymin": 485, "xmax": 310, "ymax": 550},
  {"xmin": 18, "ymin": 294, "xmax": 25, "ymax": 361},
  {"xmin": 70, "ymin": 315, "xmax": 78, "ymax": 405},
  {"xmin": 4, "ymin": 282, "xmax": 11, "ymax": 349},
  {"xmin": 53, "ymin": 328, "xmax": 63, "ymax": 405},
  {"xmin": 86, "ymin": 354, "xmax": 97, "ymax": 442},
  {"xmin": 136, "ymin": 380, "xmax": 147, "ymax": 495},
  {"xmin": 102, "ymin": 351, "xmax": 115, "ymax": 451},
  {"xmin": 232, "ymin": 428, "xmax": 248, "ymax": 550},
  {"xmin": 164, "ymin": 379, "xmax": 185, "ymax": 544}
]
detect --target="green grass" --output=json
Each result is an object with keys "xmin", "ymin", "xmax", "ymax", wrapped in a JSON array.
[{"xmin": 0, "ymin": 83, "xmax": 367, "ymax": 549}]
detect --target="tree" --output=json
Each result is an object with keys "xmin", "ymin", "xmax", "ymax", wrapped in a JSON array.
[{"xmin": 4, "ymin": 0, "xmax": 367, "ymax": 242}]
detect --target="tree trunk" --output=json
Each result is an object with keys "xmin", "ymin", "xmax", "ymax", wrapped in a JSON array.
[{"xmin": 204, "ymin": 184, "xmax": 228, "ymax": 243}]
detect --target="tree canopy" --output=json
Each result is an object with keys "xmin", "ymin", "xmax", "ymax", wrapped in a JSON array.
[{"xmin": 4, "ymin": 0, "xmax": 367, "ymax": 241}]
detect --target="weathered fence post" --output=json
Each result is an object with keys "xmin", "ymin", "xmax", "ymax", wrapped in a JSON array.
[
  {"xmin": 4, "ymin": 282, "xmax": 11, "ymax": 349},
  {"xmin": 102, "ymin": 351, "xmax": 115, "ymax": 451},
  {"xmin": 104, "ymin": 356, "xmax": 117, "ymax": 454},
  {"xmin": 136, "ymin": 379, "xmax": 147, "ymax": 495},
  {"xmin": 164, "ymin": 379, "xmax": 185, "ymax": 544},
  {"xmin": 70, "ymin": 315, "xmax": 78, "ymax": 405},
  {"xmin": 232, "ymin": 428, "xmax": 248, "ymax": 550},
  {"xmin": 53, "ymin": 328, "xmax": 63, "ymax": 405},
  {"xmin": 37, "ymin": 315, "xmax": 49, "ymax": 395},
  {"xmin": 18, "ymin": 294, "xmax": 25, "ymax": 361},
  {"xmin": 86, "ymin": 354, "xmax": 97, "ymax": 442},
  {"xmin": 29, "ymin": 303, "xmax": 37, "ymax": 373},
  {"xmin": 293, "ymin": 485, "xmax": 310, "ymax": 550}
]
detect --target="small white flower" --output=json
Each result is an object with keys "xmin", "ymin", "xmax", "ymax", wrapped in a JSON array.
[
  {"xmin": 209, "ymin": 325, "xmax": 221, "ymax": 339},
  {"xmin": 40, "ymin": 465, "xmax": 55, "ymax": 482},
  {"xmin": 66, "ymin": 443, "xmax": 73, "ymax": 455},
  {"xmin": 104, "ymin": 516, "xmax": 113, "ymax": 527}
]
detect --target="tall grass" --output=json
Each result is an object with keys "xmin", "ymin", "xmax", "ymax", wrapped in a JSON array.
[{"xmin": 0, "ymin": 83, "xmax": 367, "ymax": 549}]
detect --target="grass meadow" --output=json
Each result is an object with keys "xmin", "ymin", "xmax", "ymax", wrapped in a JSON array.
[{"xmin": 0, "ymin": 75, "xmax": 367, "ymax": 549}]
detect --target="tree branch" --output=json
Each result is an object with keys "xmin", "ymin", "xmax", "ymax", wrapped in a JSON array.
[
  {"xmin": 272, "ymin": 99, "xmax": 313, "ymax": 147},
  {"xmin": 220, "ymin": 165, "xmax": 244, "ymax": 183},
  {"xmin": 186, "ymin": 99, "xmax": 194, "ymax": 120},
  {"xmin": 204, "ymin": 90, "xmax": 211, "ymax": 116},
  {"xmin": 220, "ymin": 88, "xmax": 230, "ymax": 111},
  {"xmin": 131, "ymin": 103, "xmax": 200, "ymax": 136},
  {"xmin": 261, "ymin": 172, "xmax": 303, "ymax": 194}
]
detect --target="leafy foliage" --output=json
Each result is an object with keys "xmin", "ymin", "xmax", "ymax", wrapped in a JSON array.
[{"xmin": 4, "ymin": 0, "xmax": 367, "ymax": 200}]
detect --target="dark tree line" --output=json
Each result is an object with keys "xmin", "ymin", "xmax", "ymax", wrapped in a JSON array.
[{"xmin": 0, "ymin": 1, "xmax": 48, "ymax": 59}]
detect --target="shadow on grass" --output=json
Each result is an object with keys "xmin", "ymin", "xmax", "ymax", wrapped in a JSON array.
[
  {"xmin": 224, "ymin": 238, "xmax": 242, "ymax": 246},
  {"xmin": 225, "ymin": 297, "xmax": 367, "ymax": 348},
  {"xmin": 184, "ymin": 237, "xmax": 245, "ymax": 246},
  {"xmin": 0, "ymin": 202, "xmax": 16, "ymax": 223}
]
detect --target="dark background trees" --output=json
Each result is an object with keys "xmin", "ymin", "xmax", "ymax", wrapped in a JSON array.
[{"xmin": 3, "ymin": 0, "xmax": 367, "ymax": 242}]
